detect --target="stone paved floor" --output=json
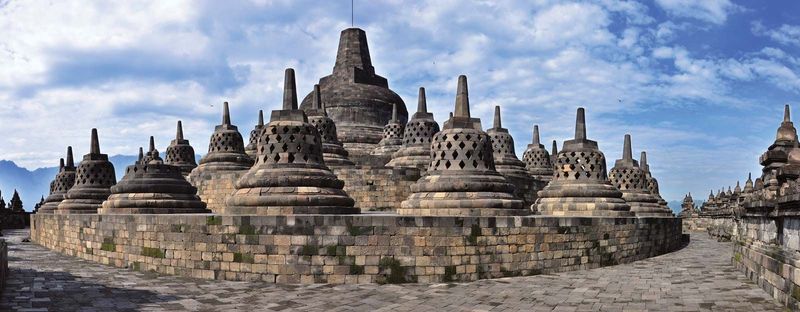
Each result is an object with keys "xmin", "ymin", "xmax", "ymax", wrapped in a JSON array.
[{"xmin": 0, "ymin": 229, "xmax": 785, "ymax": 312}]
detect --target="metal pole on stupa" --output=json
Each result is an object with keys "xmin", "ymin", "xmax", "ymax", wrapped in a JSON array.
[
  {"xmin": 39, "ymin": 147, "xmax": 77, "ymax": 213},
  {"xmin": 56, "ymin": 129, "xmax": 117, "ymax": 214},
  {"xmin": 99, "ymin": 137, "xmax": 208, "ymax": 214},
  {"xmin": 386, "ymin": 87, "xmax": 440, "ymax": 170},
  {"xmin": 225, "ymin": 68, "xmax": 358, "ymax": 215},
  {"xmin": 522, "ymin": 125, "xmax": 553, "ymax": 182},
  {"xmin": 307, "ymin": 84, "xmax": 355, "ymax": 167},
  {"xmin": 533, "ymin": 108, "xmax": 633, "ymax": 216},
  {"xmin": 398, "ymin": 75, "xmax": 525, "ymax": 216},
  {"xmin": 608, "ymin": 134, "xmax": 668, "ymax": 216},
  {"xmin": 165, "ymin": 120, "xmax": 198, "ymax": 176}
]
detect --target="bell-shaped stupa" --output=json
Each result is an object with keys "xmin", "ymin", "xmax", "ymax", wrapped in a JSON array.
[
  {"xmin": 387, "ymin": 87, "xmax": 440, "ymax": 170},
  {"xmin": 534, "ymin": 108, "xmax": 633, "ymax": 216},
  {"xmin": 398, "ymin": 75, "xmax": 524, "ymax": 216},
  {"xmin": 371, "ymin": 103, "xmax": 404, "ymax": 156},
  {"xmin": 640, "ymin": 151, "xmax": 670, "ymax": 211},
  {"xmin": 56, "ymin": 129, "xmax": 117, "ymax": 214},
  {"xmin": 40, "ymin": 147, "xmax": 77, "ymax": 213},
  {"xmin": 225, "ymin": 68, "xmax": 358, "ymax": 215},
  {"xmin": 299, "ymin": 28, "xmax": 407, "ymax": 155},
  {"xmin": 522, "ymin": 125, "xmax": 553, "ymax": 181},
  {"xmin": 758, "ymin": 105, "xmax": 797, "ymax": 198},
  {"xmin": 187, "ymin": 102, "xmax": 254, "ymax": 212},
  {"xmin": 245, "ymin": 110, "xmax": 264, "ymax": 159},
  {"xmin": 307, "ymin": 84, "xmax": 354, "ymax": 167},
  {"xmin": 486, "ymin": 106, "xmax": 529, "ymax": 178},
  {"xmin": 608, "ymin": 135, "xmax": 669, "ymax": 216},
  {"xmin": 164, "ymin": 121, "xmax": 198, "ymax": 176},
  {"xmin": 99, "ymin": 137, "xmax": 208, "ymax": 214}
]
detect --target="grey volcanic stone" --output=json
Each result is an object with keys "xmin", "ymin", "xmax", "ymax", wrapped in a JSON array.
[
  {"xmin": 486, "ymin": 106, "xmax": 529, "ymax": 179},
  {"xmin": 299, "ymin": 28, "xmax": 407, "ymax": 154},
  {"xmin": 522, "ymin": 125, "xmax": 553, "ymax": 181},
  {"xmin": 226, "ymin": 68, "xmax": 358, "ymax": 215},
  {"xmin": 399, "ymin": 76, "xmax": 525, "ymax": 216},
  {"xmin": 307, "ymin": 84, "xmax": 354, "ymax": 167},
  {"xmin": 193, "ymin": 102, "xmax": 253, "ymax": 172},
  {"xmin": 39, "ymin": 147, "xmax": 76, "ymax": 213},
  {"xmin": 640, "ymin": 151, "xmax": 671, "ymax": 212},
  {"xmin": 164, "ymin": 121, "xmax": 198, "ymax": 176},
  {"xmin": 244, "ymin": 110, "xmax": 264, "ymax": 160},
  {"xmin": 608, "ymin": 134, "xmax": 669, "ymax": 216},
  {"xmin": 100, "ymin": 137, "xmax": 208, "ymax": 214},
  {"xmin": 534, "ymin": 108, "xmax": 633, "ymax": 217},
  {"xmin": 371, "ymin": 103, "xmax": 404, "ymax": 156},
  {"xmin": 387, "ymin": 87, "xmax": 440, "ymax": 170},
  {"xmin": 56, "ymin": 129, "xmax": 116, "ymax": 214}
]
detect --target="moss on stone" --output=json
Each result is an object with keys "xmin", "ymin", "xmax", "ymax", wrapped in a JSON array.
[
  {"xmin": 376, "ymin": 257, "xmax": 414, "ymax": 284},
  {"xmin": 85, "ymin": 247, "xmax": 93, "ymax": 255},
  {"xmin": 734, "ymin": 252, "xmax": 742, "ymax": 263},
  {"xmin": 238, "ymin": 224, "xmax": 257, "ymax": 235},
  {"xmin": 467, "ymin": 224, "xmax": 481, "ymax": 245},
  {"xmin": 132, "ymin": 262, "xmax": 140, "ymax": 271},
  {"xmin": 349, "ymin": 264, "xmax": 365, "ymax": 275},
  {"xmin": 206, "ymin": 216, "xmax": 222, "ymax": 225},
  {"xmin": 141, "ymin": 247, "xmax": 166, "ymax": 258},
  {"xmin": 442, "ymin": 265, "xmax": 456, "ymax": 282},
  {"xmin": 346, "ymin": 220, "xmax": 372, "ymax": 236},
  {"xmin": 101, "ymin": 237, "xmax": 116, "ymax": 252},
  {"xmin": 301, "ymin": 245, "xmax": 318, "ymax": 256},
  {"xmin": 233, "ymin": 252, "xmax": 255, "ymax": 263}
]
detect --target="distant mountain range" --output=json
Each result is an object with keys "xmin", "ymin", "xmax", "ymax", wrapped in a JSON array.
[{"xmin": 0, "ymin": 155, "xmax": 138, "ymax": 211}]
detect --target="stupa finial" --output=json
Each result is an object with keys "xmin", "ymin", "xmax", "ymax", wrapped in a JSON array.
[
  {"xmin": 640, "ymin": 151, "xmax": 648, "ymax": 168},
  {"xmin": 391, "ymin": 103, "xmax": 398, "ymax": 121},
  {"xmin": 66, "ymin": 146, "xmax": 74, "ymax": 167},
  {"xmin": 575, "ymin": 107, "xmax": 586, "ymax": 140},
  {"xmin": 138, "ymin": 147, "xmax": 144, "ymax": 162},
  {"xmin": 785, "ymin": 104, "xmax": 791, "ymax": 122},
  {"xmin": 222, "ymin": 102, "xmax": 231, "ymax": 125},
  {"xmin": 59, "ymin": 158, "xmax": 64, "ymax": 171},
  {"xmin": 552, "ymin": 140, "xmax": 558, "ymax": 155},
  {"xmin": 258, "ymin": 110, "xmax": 264, "ymax": 126},
  {"xmin": 90, "ymin": 128, "xmax": 100, "ymax": 154},
  {"xmin": 176, "ymin": 121, "xmax": 184, "ymax": 140},
  {"xmin": 533, "ymin": 125, "xmax": 541, "ymax": 145},
  {"xmin": 493, "ymin": 106, "xmax": 501, "ymax": 129},
  {"xmin": 417, "ymin": 87, "xmax": 427, "ymax": 113},
  {"xmin": 283, "ymin": 68, "xmax": 298, "ymax": 110},
  {"xmin": 623, "ymin": 134, "xmax": 633, "ymax": 161},
  {"xmin": 149, "ymin": 136, "xmax": 155, "ymax": 152},
  {"xmin": 454, "ymin": 75, "xmax": 470, "ymax": 118},
  {"xmin": 312, "ymin": 84, "xmax": 322, "ymax": 110}
]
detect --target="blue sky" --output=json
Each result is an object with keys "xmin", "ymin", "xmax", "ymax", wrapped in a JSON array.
[{"xmin": 0, "ymin": 0, "xmax": 799, "ymax": 203}]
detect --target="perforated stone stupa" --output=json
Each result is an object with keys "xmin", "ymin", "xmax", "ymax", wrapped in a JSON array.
[
  {"xmin": 56, "ymin": 129, "xmax": 117, "ymax": 214},
  {"xmin": 608, "ymin": 135, "xmax": 668, "ymax": 216},
  {"xmin": 299, "ymin": 28, "xmax": 407, "ymax": 155},
  {"xmin": 398, "ymin": 76, "xmax": 524, "ymax": 216},
  {"xmin": 640, "ymin": 151, "xmax": 670, "ymax": 211},
  {"xmin": 225, "ymin": 68, "xmax": 358, "ymax": 215},
  {"xmin": 39, "ymin": 147, "xmax": 76, "ymax": 213},
  {"xmin": 486, "ymin": 106, "xmax": 528, "ymax": 178},
  {"xmin": 187, "ymin": 102, "xmax": 253, "ymax": 212},
  {"xmin": 534, "ymin": 108, "xmax": 633, "ymax": 216},
  {"xmin": 522, "ymin": 125, "xmax": 553, "ymax": 181},
  {"xmin": 164, "ymin": 121, "xmax": 197, "ymax": 176},
  {"xmin": 307, "ymin": 84, "xmax": 354, "ymax": 167},
  {"xmin": 386, "ymin": 87, "xmax": 440, "ymax": 170},
  {"xmin": 245, "ymin": 110, "xmax": 264, "ymax": 160},
  {"xmin": 99, "ymin": 137, "xmax": 208, "ymax": 214},
  {"xmin": 371, "ymin": 103, "xmax": 404, "ymax": 156}
]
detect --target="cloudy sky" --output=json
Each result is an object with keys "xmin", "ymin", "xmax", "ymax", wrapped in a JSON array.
[{"xmin": 0, "ymin": 0, "xmax": 799, "ymax": 203}]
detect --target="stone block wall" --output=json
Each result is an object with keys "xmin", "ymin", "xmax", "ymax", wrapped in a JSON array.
[
  {"xmin": 31, "ymin": 213, "xmax": 682, "ymax": 284},
  {"xmin": 682, "ymin": 216, "xmax": 735, "ymax": 239},
  {"xmin": 333, "ymin": 167, "xmax": 420, "ymax": 212},
  {"xmin": 733, "ymin": 242, "xmax": 800, "ymax": 310},
  {"xmin": 188, "ymin": 170, "xmax": 246, "ymax": 213}
]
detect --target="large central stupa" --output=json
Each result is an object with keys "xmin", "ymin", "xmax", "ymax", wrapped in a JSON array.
[{"xmin": 299, "ymin": 28, "xmax": 407, "ymax": 155}]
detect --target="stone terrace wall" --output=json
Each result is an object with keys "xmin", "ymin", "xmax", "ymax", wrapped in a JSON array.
[
  {"xmin": 733, "ymin": 241, "xmax": 800, "ymax": 309},
  {"xmin": 189, "ymin": 171, "xmax": 246, "ymax": 213},
  {"xmin": 32, "ymin": 214, "xmax": 682, "ymax": 284},
  {"xmin": 333, "ymin": 167, "xmax": 420, "ymax": 212},
  {"xmin": 683, "ymin": 216, "xmax": 734, "ymax": 239}
]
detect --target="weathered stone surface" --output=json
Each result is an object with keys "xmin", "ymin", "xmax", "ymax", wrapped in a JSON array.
[
  {"xmin": 534, "ymin": 108, "xmax": 633, "ymax": 217},
  {"xmin": 30, "ymin": 213, "xmax": 682, "ymax": 285},
  {"xmin": 486, "ymin": 106, "xmax": 538, "ymax": 206},
  {"xmin": 299, "ymin": 28, "xmax": 407, "ymax": 155},
  {"xmin": 225, "ymin": 69, "xmax": 357, "ymax": 215},
  {"xmin": 39, "ymin": 147, "xmax": 76, "ymax": 213},
  {"xmin": 307, "ymin": 84, "xmax": 354, "ymax": 167},
  {"xmin": 608, "ymin": 134, "xmax": 670, "ymax": 216},
  {"xmin": 640, "ymin": 151, "xmax": 671, "ymax": 212},
  {"xmin": 371, "ymin": 103, "xmax": 404, "ymax": 156},
  {"xmin": 244, "ymin": 110, "xmax": 264, "ymax": 160},
  {"xmin": 399, "ymin": 76, "xmax": 525, "ymax": 216},
  {"xmin": 522, "ymin": 125, "xmax": 553, "ymax": 182},
  {"xmin": 387, "ymin": 87, "xmax": 440, "ymax": 170},
  {"xmin": 164, "ymin": 121, "xmax": 198, "ymax": 176},
  {"xmin": 99, "ymin": 137, "xmax": 208, "ymax": 214},
  {"xmin": 56, "ymin": 129, "xmax": 116, "ymax": 214}
]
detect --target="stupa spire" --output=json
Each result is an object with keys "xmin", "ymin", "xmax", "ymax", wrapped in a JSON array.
[
  {"xmin": 552, "ymin": 140, "xmax": 558, "ymax": 155},
  {"xmin": 623, "ymin": 134, "xmax": 633, "ymax": 161},
  {"xmin": 785, "ymin": 104, "xmax": 791, "ymax": 122},
  {"xmin": 493, "ymin": 106, "xmax": 501, "ymax": 129},
  {"xmin": 138, "ymin": 147, "xmax": 144, "ymax": 162},
  {"xmin": 575, "ymin": 107, "xmax": 586, "ymax": 141},
  {"xmin": 641, "ymin": 151, "xmax": 648, "ymax": 170},
  {"xmin": 391, "ymin": 103, "xmax": 398, "ymax": 122},
  {"xmin": 90, "ymin": 128, "xmax": 100, "ymax": 154},
  {"xmin": 222, "ymin": 102, "xmax": 231, "ymax": 125},
  {"xmin": 59, "ymin": 158, "xmax": 65, "ymax": 171},
  {"xmin": 149, "ymin": 136, "xmax": 155, "ymax": 152},
  {"xmin": 417, "ymin": 87, "xmax": 427, "ymax": 113},
  {"xmin": 176, "ymin": 121, "xmax": 184, "ymax": 140},
  {"xmin": 258, "ymin": 110, "xmax": 264, "ymax": 126},
  {"xmin": 283, "ymin": 68, "xmax": 297, "ymax": 110},
  {"xmin": 532, "ymin": 125, "xmax": 541, "ymax": 145},
  {"xmin": 454, "ymin": 75, "xmax": 470, "ymax": 118},
  {"xmin": 312, "ymin": 84, "xmax": 322, "ymax": 110},
  {"xmin": 66, "ymin": 146, "xmax": 74, "ymax": 168}
]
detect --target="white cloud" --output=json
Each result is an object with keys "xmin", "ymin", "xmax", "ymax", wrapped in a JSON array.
[
  {"xmin": 654, "ymin": 0, "xmax": 741, "ymax": 24},
  {"xmin": 752, "ymin": 21, "xmax": 800, "ymax": 47}
]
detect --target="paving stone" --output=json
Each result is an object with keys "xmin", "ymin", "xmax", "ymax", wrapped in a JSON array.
[{"xmin": 0, "ymin": 229, "xmax": 783, "ymax": 311}]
